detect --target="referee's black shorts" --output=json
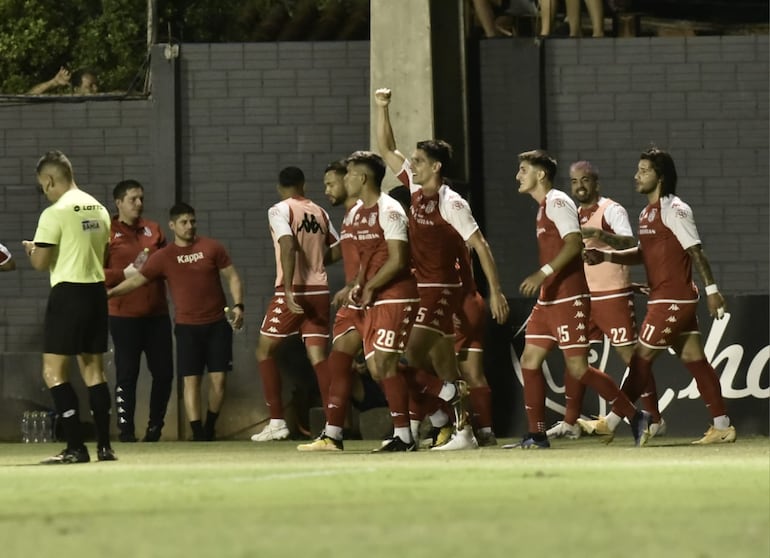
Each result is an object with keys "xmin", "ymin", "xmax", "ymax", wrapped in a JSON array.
[{"xmin": 44, "ymin": 282, "xmax": 108, "ymax": 355}]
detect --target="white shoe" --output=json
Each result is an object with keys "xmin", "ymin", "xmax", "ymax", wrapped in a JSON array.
[
  {"xmin": 430, "ymin": 425, "xmax": 479, "ymax": 451},
  {"xmin": 250, "ymin": 422, "xmax": 290, "ymax": 442},
  {"xmin": 648, "ymin": 418, "xmax": 667, "ymax": 438},
  {"xmin": 545, "ymin": 421, "xmax": 582, "ymax": 440}
]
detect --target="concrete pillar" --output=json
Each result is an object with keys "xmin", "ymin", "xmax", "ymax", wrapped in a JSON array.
[
  {"xmin": 370, "ymin": 0, "xmax": 435, "ymax": 183},
  {"xmin": 370, "ymin": 0, "xmax": 469, "ymax": 185}
]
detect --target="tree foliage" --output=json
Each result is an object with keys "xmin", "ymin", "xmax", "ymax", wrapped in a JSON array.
[{"xmin": 0, "ymin": 0, "xmax": 369, "ymax": 93}]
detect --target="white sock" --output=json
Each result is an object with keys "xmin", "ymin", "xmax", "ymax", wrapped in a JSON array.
[
  {"xmin": 438, "ymin": 382, "xmax": 456, "ymax": 402},
  {"xmin": 605, "ymin": 412, "xmax": 622, "ymax": 431},
  {"xmin": 325, "ymin": 425, "xmax": 343, "ymax": 440},
  {"xmin": 713, "ymin": 415, "xmax": 730, "ymax": 430},
  {"xmin": 394, "ymin": 426, "xmax": 412, "ymax": 443},
  {"xmin": 428, "ymin": 408, "xmax": 449, "ymax": 428},
  {"xmin": 410, "ymin": 419, "xmax": 422, "ymax": 441},
  {"xmin": 269, "ymin": 418, "xmax": 287, "ymax": 428}
]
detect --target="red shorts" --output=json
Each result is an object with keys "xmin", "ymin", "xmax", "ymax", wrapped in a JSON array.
[
  {"xmin": 525, "ymin": 295, "xmax": 591, "ymax": 357},
  {"xmin": 332, "ymin": 304, "xmax": 364, "ymax": 344},
  {"xmin": 638, "ymin": 299, "xmax": 699, "ymax": 349},
  {"xmin": 362, "ymin": 299, "xmax": 418, "ymax": 358},
  {"xmin": 259, "ymin": 290, "xmax": 330, "ymax": 347},
  {"xmin": 413, "ymin": 285, "xmax": 462, "ymax": 336},
  {"xmin": 454, "ymin": 290, "xmax": 486, "ymax": 353},
  {"xmin": 588, "ymin": 290, "xmax": 637, "ymax": 346}
]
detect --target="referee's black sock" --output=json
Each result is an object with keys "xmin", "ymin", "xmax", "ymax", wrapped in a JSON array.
[
  {"xmin": 88, "ymin": 383, "xmax": 112, "ymax": 449},
  {"xmin": 50, "ymin": 383, "xmax": 84, "ymax": 450},
  {"xmin": 190, "ymin": 420, "xmax": 205, "ymax": 441},
  {"xmin": 204, "ymin": 410, "xmax": 219, "ymax": 441}
]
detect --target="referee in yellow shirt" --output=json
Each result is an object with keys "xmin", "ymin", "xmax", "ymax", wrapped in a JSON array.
[{"xmin": 23, "ymin": 150, "xmax": 117, "ymax": 464}]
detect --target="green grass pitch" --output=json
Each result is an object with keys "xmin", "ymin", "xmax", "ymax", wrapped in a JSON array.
[{"xmin": 1, "ymin": 436, "xmax": 768, "ymax": 558}]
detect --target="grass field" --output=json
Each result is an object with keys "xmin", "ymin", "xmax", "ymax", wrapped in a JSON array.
[{"xmin": 1, "ymin": 436, "xmax": 768, "ymax": 558}]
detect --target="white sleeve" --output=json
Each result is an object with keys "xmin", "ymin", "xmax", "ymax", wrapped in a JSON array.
[
  {"xmin": 397, "ymin": 160, "xmax": 420, "ymax": 195},
  {"xmin": 323, "ymin": 208, "xmax": 341, "ymax": 247},
  {"xmin": 603, "ymin": 202, "xmax": 634, "ymax": 237},
  {"xmin": 546, "ymin": 194, "xmax": 581, "ymax": 238},
  {"xmin": 440, "ymin": 188, "xmax": 480, "ymax": 241},
  {"xmin": 379, "ymin": 197, "xmax": 409, "ymax": 242},
  {"xmin": 662, "ymin": 197, "xmax": 701, "ymax": 250},
  {"xmin": 0, "ymin": 243, "xmax": 11, "ymax": 265},
  {"xmin": 267, "ymin": 202, "xmax": 292, "ymax": 240}
]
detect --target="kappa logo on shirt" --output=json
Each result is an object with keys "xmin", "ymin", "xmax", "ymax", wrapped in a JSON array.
[{"xmin": 177, "ymin": 252, "xmax": 204, "ymax": 264}]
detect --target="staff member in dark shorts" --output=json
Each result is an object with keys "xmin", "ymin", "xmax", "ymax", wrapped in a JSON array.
[
  {"xmin": 104, "ymin": 180, "xmax": 173, "ymax": 443},
  {"xmin": 108, "ymin": 203, "xmax": 244, "ymax": 441},
  {"xmin": 23, "ymin": 150, "xmax": 117, "ymax": 464}
]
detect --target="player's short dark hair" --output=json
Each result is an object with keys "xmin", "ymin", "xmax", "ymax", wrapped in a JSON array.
[
  {"xmin": 278, "ymin": 166, "xmax": 305, "ymax": 188},
  {"xmin": 169, "ymin": 202, "xmax": 195, "ymax": 220},
  {"xmin": 325, "ymin": 160, "xmax": 347, "ymax": 176},
  {"xmin": 113, "ymin": 179, "xmax": 143, "ymax": 201},
  {"xmin": 346, "ymin": 150, "xmax": 387, "ymax": 188},
  {"xmin": 518, "ymin": 149, "xmax": 557, "ymax": 182},
  {"xmin": 36, "ymin": 150, "xmax": 74, "ymax": 182},
  {"xmin": 640, "ymin": 146, "xmax": 678, "ymax": 196},
  {"xmin": 416, "ymin": 139, "xmax": 453, "ymax": 170}
]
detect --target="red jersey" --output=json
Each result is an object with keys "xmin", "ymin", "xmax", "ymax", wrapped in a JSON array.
[
  {"xmin": 140, "ymin": 236, "xmax": 232, "ymax": 325},
  {"xmin": 396, "ymin": 161, "xmax": 479, "ymax": 286},
  {"xmin": 536, "ymin": 189, "xmax": 588, "ymax": 302},
  {"xmin": 105, "ymin": 216, "xmax": 168, "ymax": 317},
  {"xmin": 346, "ymin": 195, "xmax": 418, "ymax": 301},
  {"xmin": 268, "ymin": 196, "xmax": 339, "ymax": 291},
  {"xmin": 638, "ymin": 195, "xmax": 700, "ymax": 302},
  {"xmin": 0, "ymin": 242, "xmax": 11, "ymax": 266},
  {"xmin": 339, "ymin": 205, "xmax": 360, "ymax": 284}
]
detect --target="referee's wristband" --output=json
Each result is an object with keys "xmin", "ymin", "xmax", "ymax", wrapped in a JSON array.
[
  {"xmin": 232, "ymin": 303, "xmax": 245, "ymax": 311},
  {"xmin": 540, "ymin": 264, "xmax": 554, "ymax": 277},
  {"xmin": 704, "ymin": 284, "xmax": 719, "ymax": 296}
]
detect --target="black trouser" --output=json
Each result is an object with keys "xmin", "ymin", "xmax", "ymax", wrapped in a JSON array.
[{"xmin": 109, "ymin": 315, "xmax": 174, "ymax": 434}]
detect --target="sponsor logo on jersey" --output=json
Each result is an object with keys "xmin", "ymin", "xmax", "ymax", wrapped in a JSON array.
[
  {"xmin": 297, "ymin": 213, "xmax": 323, "ymax": 234},
  {"xmin": 81, "ymin": 219, "xmax": 101, "ymax": 231},
  {"xmin": 176, "ymin": 251, "xmax": 204, "ymax": 264},
  {"xmin": 74, "ymin": 204, "xmax": 103, "ymax": 212}
]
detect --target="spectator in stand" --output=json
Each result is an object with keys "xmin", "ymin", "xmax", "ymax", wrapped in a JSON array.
[
  {"xmin": 28, "ymin": 67, "xmax": 99, "ymax": 95},
  {"xmin": 540, "ymin": 0, "xmax": 604, "ymax": 37},
  {"xmin": 104, "ymin": 180, "xmax": 173, "ymax": 443}
]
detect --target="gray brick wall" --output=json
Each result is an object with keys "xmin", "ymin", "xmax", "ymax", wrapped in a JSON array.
[
  {"xmin": 481, "ymin": 35, "xmax": 769, "ymax": 296},
  {"xmin": 1, "ymin": 37, "xmax": 767, "ymax": 438}
]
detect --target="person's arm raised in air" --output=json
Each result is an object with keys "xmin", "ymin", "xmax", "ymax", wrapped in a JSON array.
[
  {"xmin": 28, "ymin": 67, "xmax": 71, "ymax": 95},
  {"xmin": 374, "ymin": 88, "xmax": 408, "ymax": 175}
]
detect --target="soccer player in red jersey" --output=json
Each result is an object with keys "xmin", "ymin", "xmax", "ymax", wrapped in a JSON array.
[
  {"xmin": 250, "ymin": 167, "xmax": 340, "ymax": 442},
  {"xmin": 510, "ymin": 149, "xmax": 648, "ymax": 448},
  {"xmin": 375, "ymin": 87, "xmax": 509, "ymax": 450},
  {"xmin": 108, "ymin": 203, "xmax": 244, "ymax": 441},
  {"xmin": 580, "ymin": 147, "xmax": 735, "ymax": 445},
  {"xmin": 546, "ymin": 161, "xmax": 665, "ymax": 441},
  {"xmin": 302, "ymin": 151, "xmax": 420, "ymax": 451}
]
